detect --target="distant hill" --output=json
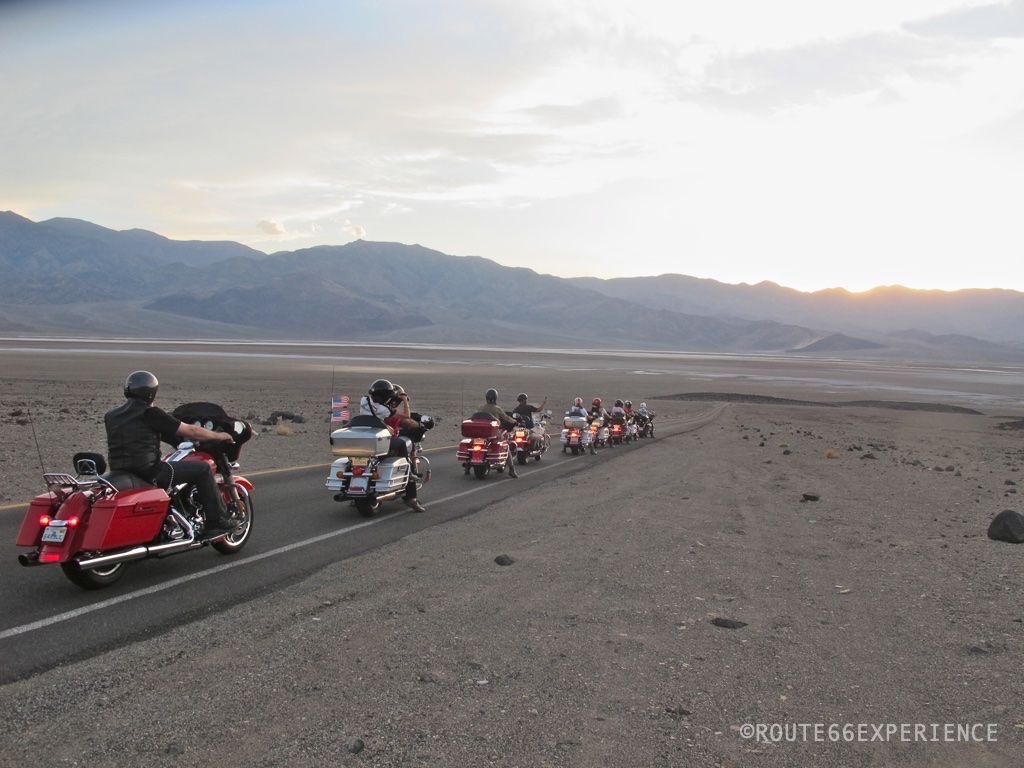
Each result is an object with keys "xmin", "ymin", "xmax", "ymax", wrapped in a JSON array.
[
  {"xmin": 569, "ymin": 273, "xmax": 1024, "ymax": 346},
  {"xmin": 3, "ymin": 211, "xmax": 1024, "ymax": 362}
]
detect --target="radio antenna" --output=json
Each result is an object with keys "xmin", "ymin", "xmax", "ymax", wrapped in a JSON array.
[
  {"xmin": 330, "ymin": 367, "xmax": 337, "ymax": 435},
  {"xmin": 26, "ymin": 406, "xmax": 48, "ymax": 473}
]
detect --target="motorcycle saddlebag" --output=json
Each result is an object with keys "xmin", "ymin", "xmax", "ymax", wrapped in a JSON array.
[
  {"xmin": 79, "ymin": 488, "xmax": 170, "ymax": 550},
  {"xmin": 374, "ymin": 459, "xmax": 410, "ymax": 494},
  {"xmin": 15, "ymin": 493, "xmax": 60, "ymax": 547},
  {"xmin": 461, "ymin": 418, "xmax": 502, "ymax": 439}
]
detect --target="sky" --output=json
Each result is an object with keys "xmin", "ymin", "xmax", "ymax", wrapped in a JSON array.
[{"xmin": 1, "ymin": 0, "xmax": 1022, "ymax": 293}]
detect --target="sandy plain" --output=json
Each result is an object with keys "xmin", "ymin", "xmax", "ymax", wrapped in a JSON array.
[{"xmin": 0, "ymin": 340, "xmax": 1022, "ymax": 767}]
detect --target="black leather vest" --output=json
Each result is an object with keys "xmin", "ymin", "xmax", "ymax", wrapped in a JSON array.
[{"xmin": 105, "ymin": 399, "xmax": 161, "ymax": 476}]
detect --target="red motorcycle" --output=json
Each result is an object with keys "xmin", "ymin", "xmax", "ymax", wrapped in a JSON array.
[
  {"xmin": 607, "ymin": 415, "xmax": 631, "ymax": 445},
  {"xmin": 15, "ymin": 403, "xmax": 254, "ymax": 590},
  {"xmin": 457, "ymin": 413, "xmax": 513, "ymax": 479}
]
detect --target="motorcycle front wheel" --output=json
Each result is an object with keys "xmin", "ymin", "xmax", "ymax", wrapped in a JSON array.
[
  {"xmin": 61, "ymin": 560, "xmax": 127, "ymax": 590},
  {"xmin": 213, "ymin": 492, "xmax": 254, "ymax": 554}
]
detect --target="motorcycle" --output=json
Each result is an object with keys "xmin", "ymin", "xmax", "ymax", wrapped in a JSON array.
[
  {"xmin": 589, "ymin": 418, "xmax": 610, "ymax": 448},
  {"xmin": 607, "ymin": 415, "xmax": 631, "ymax": 445},
  {"xmin": 512, "ymin": 410, "xmax": 551, "ymax": 465},
  {"xmin": 457, "ymin": 412, "xmax": 513, "ymax": 479},
  {"xmin": 15, "ymin": 403, "xmax": 254, "ymax": 590},
  {"xmin": 635, "ymin": 411, "xmax": 656, "ymax": 438},
  {"xmin": 326, "ymin": 414, "xmax": 433, "ymax": 517},
  {"xmin": 625, "ymin": 418, "xmax": 639, "ymax": 441},
  {"xmin": 560, "ymin": 413, "xmax": 593, "ymax": 455}
]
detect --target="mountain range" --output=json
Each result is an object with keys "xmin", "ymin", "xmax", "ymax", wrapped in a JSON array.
[{"xmin": 2, "ymin": 210, "xmax": 1023, "ymax": 362}]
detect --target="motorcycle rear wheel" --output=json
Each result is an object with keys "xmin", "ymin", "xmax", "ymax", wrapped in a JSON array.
[
  {"xmin": 213, "ymin": 493, "xmax": 254, "ymax": 554},
  {"xmin": 354, "ymin": 498, "xmax": 380, "ymax": 517},
  {"xmin": 517, "ymin": 452, "xmax": 528, "ymax": 465},
  {"xmin": 61, "ymin": 560, "xmax": 126, "ymax": 590},
  {"xmin": 570, "ymin": 445, "xmax": 580, "ymax": 455},
  {"xmin": 473, "ymin": 465, "xmax": 488, "ymax": 479}
]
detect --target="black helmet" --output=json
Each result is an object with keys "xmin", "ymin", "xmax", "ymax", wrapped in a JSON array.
[
  {"xmin": 517, "ymin": 393, "xmax": 528, "ymax": 403},
  {"xmin": 485, "ymin": 388, "xmax": 498, "ymax": 404},
  {"xmin": 369, "ymin": 378, "xmax": 396, "ymax": 404},
  {"xmin": 124, "ymin": 371, "xmax": 159, "ymax": 404},
  {"xmin": 614, "ymin": 399, "xmax": 623, "ymax": 408},
  {"xmin": 625, "ymin": 400, "xmax": 632, "ymax": 407}
]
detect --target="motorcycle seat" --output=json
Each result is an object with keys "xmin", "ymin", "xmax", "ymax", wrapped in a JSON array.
[{"xmin": 101, "ymin": 470, "xmax": 156, "ymax": 491}]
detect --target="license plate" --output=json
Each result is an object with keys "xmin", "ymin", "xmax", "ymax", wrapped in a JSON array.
[
  {"xmin": 41, "ymin": 525, "xmax": 67, "ymax": 544},
  {"xmin": 349, "ymin": 477, "xmax": 369, "ymax": 493}
]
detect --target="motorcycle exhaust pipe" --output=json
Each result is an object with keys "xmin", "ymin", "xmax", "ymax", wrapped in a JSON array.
[
  {"xmin": 18, "ymin": 551, "xmax": 42, "ymax": 567},
  {"xmin": 71, "ymin": 545, "xmax": 150, "ymax": 570},
  {"xmin": 72, "ymin": 537, "xmax": 199, "ymax": 571}
]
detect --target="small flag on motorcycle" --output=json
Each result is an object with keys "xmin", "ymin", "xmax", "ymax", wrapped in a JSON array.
[{"xmin": 331, "ymin": 395, "xmax": 350, "ymax": 423}]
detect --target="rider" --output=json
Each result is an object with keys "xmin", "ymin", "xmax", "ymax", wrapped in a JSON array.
[
  {"xmin": 512, "ymin": 393, "xmax": 547, "ymax": 428},
  {"xmin": 567, "ymin": 397, "xmax": 588, "ymax": 418},
  {"xmin": 564, "ymin": 397, "xmax": 592, "ymax": 455},
  {"xmin": 635, "ymin": 401, "xmax": 656, "ymax": 437},
  {"xmin": 606, "ymin": 399, "xmax": 628, "ymax": 446},
  {"xmin": 477, "ymin": 388, "xmax": 519, "ymax": 478},
  {"xmin": 392, "ymin": 384, "xmax": 433, "ymax": 474},
  {"xmin": 359, "ymin": 378, "xmax": 427, "ymax": 512},
  {"xmin": 104, "ymin": 371, "xmax": 239, "ymax": 538},
  {"xmin": 586, "ymin": 397, "xmax": 607, "ymax": 455},
  {"xmin": 623, "ymin": 400, "xmax": 636, "ymax": 419},
  {"xmin": 512, "ymin": 393, "xmax": 548, "ymax": 451}
]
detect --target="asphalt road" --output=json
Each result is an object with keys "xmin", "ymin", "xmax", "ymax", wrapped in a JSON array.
[{"xmin": 0, "ymin": 410, "xmax": 721, "ymax": 685}]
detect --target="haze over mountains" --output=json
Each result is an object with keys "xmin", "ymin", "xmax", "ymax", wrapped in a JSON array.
[{"xmin": 2, "ymin": 210, "xmax": 1022, "ymax": 362}]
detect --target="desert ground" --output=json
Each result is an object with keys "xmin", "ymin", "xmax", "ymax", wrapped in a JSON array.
[{"xmin": 0, "ymin": 340, "xmax": 1022, "ymax": 767}]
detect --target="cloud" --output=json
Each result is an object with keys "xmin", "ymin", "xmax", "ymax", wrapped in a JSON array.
[
  {"xmin": 343, "ymin": 222, "xmax": 366, "ymax": 238},
  {"xmin": 257, "ymin": 220, "xmax": 286, "ymax": 235},
  {"xmin": 690, "ymin": 32, "xmax": 962, "ymax": 111},
  {"xmin": 521, "ymin": 97, "xmax": 625, "ymax": 127},
  {"xmin": 905, "ymin": 0, "xmax": 1024, "ymax": 39}
]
